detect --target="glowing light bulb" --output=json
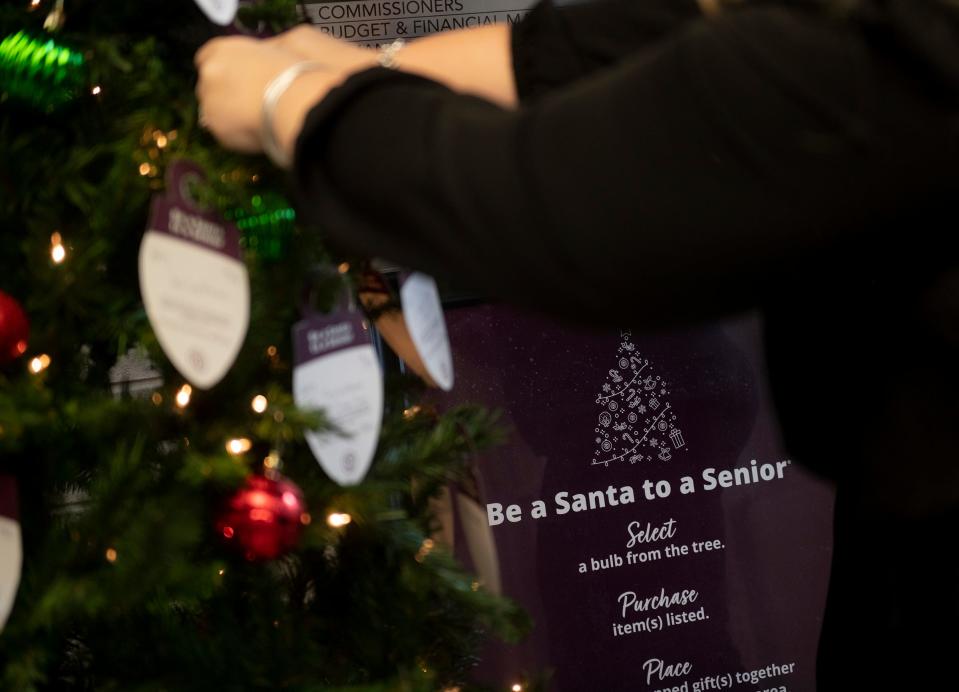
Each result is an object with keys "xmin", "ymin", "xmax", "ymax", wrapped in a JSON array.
[
  {"xmin": 415, "ymin": 538, "xmax": 435, "ymax": 563},
  {"xmin": 327, "ymin": 512, "xmax": 352, "ymax": 528},
  {"xmin": 29, "ymin": 354, "xmax": 51, "ymax": 373},
  {"xmin": 105, "ymin": 548, "xmax": 118, "ymax": 563},
  {"xmin": 251, "ymin": 395, "xmax": 268, "ymax": 413},
  {"xmin": 175, "ymin": 384, "xmax": 192, "ymax": 408},
  {"xmin": 337, "ymin": 262, "xmax": 350, "ymax": 274},
  {"xmin": 263, "ymin": 451, "xmax": 280, "ymax": 469},
  {"xmin": 50, "ymin": 231, "xmax": 65, "ymax": 263},
  {"xmin": 91, "ymin": 85, "xmax": 102, "ymax": 96},
  {"xmin": 226, "ymin": 438, "xmax": 252, "ymax": 455},
  {"xmin": 512, "ymin": 685, "xmax": 523, "ymax": 692}
]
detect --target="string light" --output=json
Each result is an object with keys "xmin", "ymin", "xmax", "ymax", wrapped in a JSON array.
[
  {"xmin": 337, "ymin": 262, "xmax": 350, "ymax": 274},
  {"xmin": 263, "ymin": 451, "xmax": 281, "ymax": 470},
  {"xmin": 226, "ymin": 438, "xmax": 252, "ymax": 456},
  {"xmin": 403, "ymin": 405, "xmax": 422, "ymax": 420},
  {"xmin": 28, "ymin": 354, "xmax": 50, "ymax": 373},
  {"xmin": 138, "ymin": 162, "xmax": 151, "ymax": 176},
  {"xmin": 105, "ymin": 548, "xmax": 117, "ymax": 563},
  {"xmin": 217, "ymin": 568, "xmax": 225, "ymax": 576},
  {"xmin": 251, "ymin": 394, "xmax": 268, "ymax": 414},
  {"xmin": 327, "ymin": 512, "xmax": 352, "ymax": 528},
  {"xmin": 151, "ymin": 392, "xmax": 162, "ymax": 406},
  {"xmin": 415, "ymin": 538, "xmax": 435, "ymax": 563},
  {"xmin": 511, "ymin": 685, "xmax": 523, "ymax": 692},
  {"xmin": 299, "ymin": 512, "xmax": 312, "ymax": 525},
  {"xmin": 153, "ymin": 130, "xmax": 168, "ymax": 148},
  {"xmin": 229, "ymin": 196, "xmax": 296, "ymax": 260},
  {"xmin": 50, "ymin": 231, "xmax": 65, "ymax": 263},
  {"xmin": 266, "ymin": 345, "xmax": 277, "ymax": 358},
  {"xmin": 90, "ymin": 85, "xmax": 101, "ymax": 96},
  {"xmin": 175, "ymin": 384, "xmax": 192, "ymax": 408},
  {"xmin": 263, "ymin": 450, "xmax": 280, "ymax": 470},
  {"xmin": 29, "ymin": 0, "xmax": 41, "ymax": 8}
]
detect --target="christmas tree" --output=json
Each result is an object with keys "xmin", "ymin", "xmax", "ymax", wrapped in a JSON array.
[
  {"xmin": 591, "ymin": 331, "xmax": 686, "ymax": 467},
  {"xmin": 0, "ymin": 1, "xmax": 527, "ymax": 689}
]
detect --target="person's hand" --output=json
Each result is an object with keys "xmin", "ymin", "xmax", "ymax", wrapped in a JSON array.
[
  {"xmin": 195, "ymin": 36, "xmax": 303, "ymax": 153},
  {"xmin": 266, "ymin": 25, "xmax": 377, "ymax": 73}
]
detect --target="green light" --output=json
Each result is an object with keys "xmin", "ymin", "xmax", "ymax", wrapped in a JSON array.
[
  {"xmin": 231, "ymin": 192, "xmax": 296, "ymax": 261},
  {"xmin": 0, "ymin": 31, "xmax": 86, "ymax": 110}
]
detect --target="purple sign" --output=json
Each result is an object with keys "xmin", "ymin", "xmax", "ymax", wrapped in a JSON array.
[
  {"xmin": 292, "ymin": 312, "xmax": 372, "ymax": 366},
  {"xmin": 434, "ymin": 305, "xmax": 834, "ymax": 691},
  {"xmin": 146, "ymin": 159, "xmax": 242, "ymax": 260}
]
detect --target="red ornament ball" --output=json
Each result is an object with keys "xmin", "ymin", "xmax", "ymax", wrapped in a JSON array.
[
  {"xmin": 216, "ymin": 473, "xmax": 308, "ymax": 561},
  {"xmin": 0, "ymin": 290, "xmax": 29, "ymax": 365}
]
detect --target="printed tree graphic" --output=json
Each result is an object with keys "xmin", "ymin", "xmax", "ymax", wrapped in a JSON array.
[{"xmin": 591, "ymin": 331, "xmax": 687, "ymax": 467}]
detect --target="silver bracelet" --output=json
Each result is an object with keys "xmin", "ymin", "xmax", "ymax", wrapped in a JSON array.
[
  {"xmin": 377, "ymin": 39, "xmax": 405, "ymax": 69},
  {"xmin": 261, "ymin": 61, "xmax": 330, "ymax": 169}
]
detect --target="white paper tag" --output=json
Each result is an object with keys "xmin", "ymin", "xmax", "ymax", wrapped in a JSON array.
[
  {"xmin": 194, "ymin": 0, "xmax": 238, "ymax": 25},
  {"xmin": 138, "ymin": 164, "xmax": 250, "ymax": 390},
  {"xmin": 293, "ymin": 314, "xmax": 383, "ymax": 486},
  {"xmin": 0, "ymin": 477, "xmax": 21, "ymax": 634},
  {"xmin": 400, "ymin": 272, "xmax": 454, "ymax": 391}
]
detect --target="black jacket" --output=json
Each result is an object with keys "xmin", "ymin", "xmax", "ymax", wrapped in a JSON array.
[{"xmin": 294, "ymin": 2, "xmax": 959, "ymax": 684}]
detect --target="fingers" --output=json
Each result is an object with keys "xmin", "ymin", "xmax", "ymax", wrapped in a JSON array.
[{"xmin": 194, "ymin": 36, "xmax": 222, "ymax": 68}]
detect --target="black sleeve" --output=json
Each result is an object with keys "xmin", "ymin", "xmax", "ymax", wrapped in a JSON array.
[
  {"xmin": 511, "ymin": 0, "xmax": 702, "ymax": 100},
  {"xmin": 292, "ymin": 7, "xmax": 949, "ymax": 327}
]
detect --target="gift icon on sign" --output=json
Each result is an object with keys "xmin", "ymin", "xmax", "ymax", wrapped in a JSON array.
[{"xmin": 670, "ymin": 428, "xmax": 686, "ymax": 449}]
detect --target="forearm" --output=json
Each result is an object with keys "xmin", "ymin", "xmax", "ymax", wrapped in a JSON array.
[
  {"xmin": 392, "ymin": 25, "xmax": 518, "ymax": 107},
  {"xmin": 293, "ymin": 6, "xmax": 926, "ymax": 325},
  {"xmin": 267, "ymin": 0, "xmax": 719, "ymax": 162},
  {"xmin": 387, "ymin": 0, "xmax": 716, "ymax": 105}
]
